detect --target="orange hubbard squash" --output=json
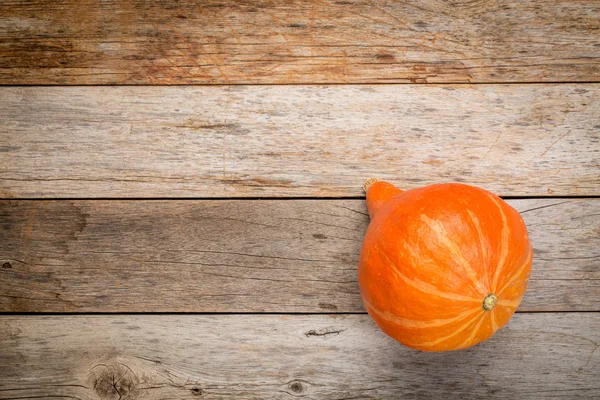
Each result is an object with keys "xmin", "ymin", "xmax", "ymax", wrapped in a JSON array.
[{"xmin": 359, "ymin": 179, "xmax": 533, "ymax": 352}]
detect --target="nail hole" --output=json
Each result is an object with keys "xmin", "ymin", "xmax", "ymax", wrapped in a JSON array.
[
  {"xmin": 2, "ymin": 262, "xmax": 11, "ymax": 269},
  {"xmin": 191, "ymin": 387, "xmax": 202, "ymax": 396}
]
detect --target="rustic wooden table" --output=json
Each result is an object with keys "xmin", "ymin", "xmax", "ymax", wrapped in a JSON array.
[{"xmin": 1, "ymin": 1, "xmax": 599, "ymax": 399}]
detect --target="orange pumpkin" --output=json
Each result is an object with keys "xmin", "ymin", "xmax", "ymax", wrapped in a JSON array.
[{"xmin": 358, "ymin": 179, "xmax": 532, "ymax": 352}]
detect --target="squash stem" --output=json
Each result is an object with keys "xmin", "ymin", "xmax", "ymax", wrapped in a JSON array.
[{"xmin": 363, "ymin": 177, "xmax": 379, "ymax": 193}]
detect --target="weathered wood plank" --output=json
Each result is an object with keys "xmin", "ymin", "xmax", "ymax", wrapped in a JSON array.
[
  {"xmin": 1, "ymin": 0, "xmax": 599, "ymax": 84},
  {"xmin": 1, "ymin": 85, "xmax": 599, "ymax": 198},
  {"xmin": 1, "ymin": 199, "xmax": 597, "ymax": 312},
  {"xmin": 0, "ymin": 314, "xmax": 598, "ymax": 399}
]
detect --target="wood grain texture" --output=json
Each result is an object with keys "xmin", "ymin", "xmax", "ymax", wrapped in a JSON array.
[
  {"xmin": 2, "ymin": 85, "xmax": 599, "ymax": 198},
  {"xmin": 1, "ymin": 199, "xmax": 597, "ymax": 312},
  {"xmin": 1, "ymin": 0, "xmax": 599, "ymax": 84},
  {"xmin": 0, "ymin": 314, "xmax": 598, "ymax": 399}
]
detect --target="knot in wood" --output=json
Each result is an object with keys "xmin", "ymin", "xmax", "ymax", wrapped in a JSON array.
[
  {"xmin": 88, "ymin": 362, "xmax": 139, "ymax": 400},
  {"xmin": 289, "ymin": 380, "xmax": 305, "ymax": 393}
]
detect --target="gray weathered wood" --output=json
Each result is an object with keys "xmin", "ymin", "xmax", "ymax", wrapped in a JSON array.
[
  {"xmin": 1, "ymin": 199, "xmax": 597, "ymax": 312},
  {"xmin": 0, "ymin": 314, "xmax": 598, "ymax": 399},
  {"xmin": 1, "ymin": 0, "xmax": 599, "ymax": 84},
  {"xmin": 1, "ymin": 85, "xmax": 599, "ymax": 198}
]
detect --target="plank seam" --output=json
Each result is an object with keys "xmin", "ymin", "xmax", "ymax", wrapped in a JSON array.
[
  {"xmin": 2, "ymin": 196, "xmax": 600, "ymax": 201},
  {"xmin": 2, "ymin": 81, "xmax": 600, "ymax": 87},
  {"xmin": 0, "ymin": 311, "xmax": 598, "ymax": 316}
]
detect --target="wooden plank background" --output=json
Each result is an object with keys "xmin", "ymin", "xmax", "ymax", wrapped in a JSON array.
[
  {"xmin": 1, "ymin": 0, "xmax": 599, "ymax": 84},
  {"xmin": 1, "ymin": 199, "xmax": 598, "ymax": 312},
  {"xmin": 1, "ymin": 85, "xmax": 599, "ymax": 198},
  {"xmin": 1, "ymin": 0, "xmax": 599, "ymax": 398},
  {"xmin": 1, "ymin": 314, "xmax": 598, "ymax": 399}
]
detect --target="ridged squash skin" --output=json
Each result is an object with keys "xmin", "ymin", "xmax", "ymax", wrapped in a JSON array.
[{"xmin": 359, "ymin": 181, "xmax": 532, "ymax": 352}]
